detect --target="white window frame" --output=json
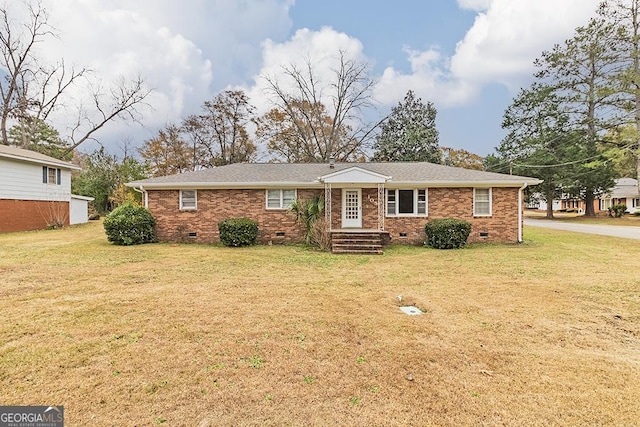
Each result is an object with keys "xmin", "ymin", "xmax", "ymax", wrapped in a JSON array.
[
  {"xmin": 633, "ymin": 198, "xmax": 640, "ymax": 208},
  {"xmin": 266, "ymin": 189, "xmax": 297, "ymax": 210},
  {"xmin": 42, "ymin": 166, "xmax": 61, "ymax": 185},
  {"xmin": 473, "ymin": 188, "xmax": 492, "ymax": 217},
  {"xmin": 386, "ymin": 189, "xmax": 428, "ymax": 217},
  {"xmin": 180, "ymin": 190, "xmax": 197, "ymax": 210}
]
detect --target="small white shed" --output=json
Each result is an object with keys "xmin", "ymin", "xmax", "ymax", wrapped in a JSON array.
[{"xmin": 70, "ymin": 195, "xmax": 94, "ymax": 225}]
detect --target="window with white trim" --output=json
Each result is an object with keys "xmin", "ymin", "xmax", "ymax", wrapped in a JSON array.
[
  {"xmin": 633, "ymin": 198, "xmax": 640, "ymax": 208},
  {"xmin": 42, "ymin": 166, "xmax": 61, "ymax": 185},
  {"xmin": 266, "ymin": 189, "xmax": 296, "ymax": 209},
  {"xmin": 180, "ymin": 190, "xmax": 197, "ymax": 210},
  {"xmin": 386, "ymin": 189, "xmax": 427, "ymax": 216},
  {"xmin": 474, "ymin": 188, "xmax": 492, "ymax": 216}
]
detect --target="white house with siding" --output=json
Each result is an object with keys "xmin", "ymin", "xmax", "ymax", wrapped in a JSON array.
[
  {"xmin": 0, "ymin": 145, "xmax": 89, "ymax": 232},
  {"xmin": 597, "ymin": 178, "xmax": 640, "ymax": 214}
]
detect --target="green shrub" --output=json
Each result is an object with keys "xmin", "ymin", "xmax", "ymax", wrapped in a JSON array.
[
  {"xmin": 608, "ymin": 204, "xmax": 627, "ymax": 218},
  {"xmin": 634, "ymin": 211, "xmax": 640, "ymax": 217},
  {"xmin": 218, "ymin": 218, "xmax": 259, "ymax": 247},
  {"xmin": 103, "ymin": 203, "xmax": 156, "ymax": 245},
  {"xmin": 424, "ymin": 218, "xmax": 472, "ymax": 249}
]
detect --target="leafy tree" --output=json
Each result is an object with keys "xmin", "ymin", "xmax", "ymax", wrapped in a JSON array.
[
  {"xmin": 533, "ymin": 17, "xmax": 619, "ymax": 216},
  {"xmin": 498, "ymin": 84, "xmax": 579, "ymax": 218},
  {"xmin": 72, "ymin": 148, "xmax": 119, "ymax": 213},
  {"xmin": 599, "ymin": 125, "xmax": 637, "ymax": 178},
  {"xmin": 257, "ymin": 101, "xmax": 357, "ymax": 162},
  {"xmin": 441, "ymin": 147, "xmax": 484, "ymax": 170},
  {"xmin": 139, "ymin": 124, "xmax": 193, "ymax": 177},
  {"xmin": 0, "ymin": 2, "xmax": 150, "ymax": 153},
  {"xmin": 599, "ymin": 0, "xmax": 640, "ymax": 184},
  {"xmin": 261, "ymin": 52, "xmax": 377, "ymax": 162},
  {"xmin": 8, "ymin": 117, "xmax": 72, "ymax": 159},
  {"xmin": 182, "ymin": 90, "xmax": 257, "ymax": 167},
  {"xmin": 372, "ymin": 90, "xmax": 440, "ymax": 163},
  {"xmin": 72, "ymin": 148, "xmax": 147, "ymax": 213}
]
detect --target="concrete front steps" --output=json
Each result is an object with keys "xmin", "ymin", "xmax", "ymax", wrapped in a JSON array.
[{"xmin": 331, "ymin": 231, "xmax": 389, "ymax": 255}]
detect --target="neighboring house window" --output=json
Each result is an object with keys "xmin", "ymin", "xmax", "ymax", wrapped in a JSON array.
[
  {"xmin": 180, "ymin": 190, "xmax": 197, "ymax": 210},
  {"xmin": 474, "ymin": 188, "xmax": 492, "ymax": 216},
  {"xmin": 42, "ymin": 166, "xmax": 61, "ymax": 185},
  {"xmin": 633, "ymin": 198, "xmax": 640, "ymax": 208},
  {"xmin": 386, "ymin": 189, "xmax": 427, "ymax": 216},
  {"xmin": 600, "ymin": 199, "xmax": 611, "ymax": 211},
  {"xmin": 266, "ymin": 189, "xmax": 296, "ymax": 209}
]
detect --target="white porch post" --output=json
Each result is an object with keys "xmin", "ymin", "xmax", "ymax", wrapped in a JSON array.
[
  {"xmin": 378, "ymin": 183, "xmax": 385, "ymax": 231},
  {"xmin": 325, "ymin": 183, "xmax": 332, "ymax": 231}
]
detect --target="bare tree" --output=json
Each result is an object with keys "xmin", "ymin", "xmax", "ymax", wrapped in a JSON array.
[
  {"xmin": 183, "ymin": 90, "xmax": 257, "ymax": 167},
  {"xmin": 261, "ymin": 51, "xmax": 379, "ymax": 162},
  {"xmin": 63, "ymin": 75, "xmax": 151, "ymax": 155},
  {"xmin": 0, "ymin": 1, "xmax": 151, "ymax": 157}
]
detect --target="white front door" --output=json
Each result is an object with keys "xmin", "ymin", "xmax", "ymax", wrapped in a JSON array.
[{"xmin": 342, "ymin": 189, "xmax": 362, "ymax": 228}]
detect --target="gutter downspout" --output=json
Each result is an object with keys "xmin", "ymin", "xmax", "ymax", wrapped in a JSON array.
[
  {"xmin": 518, "ymin": 183, "xmax": 528, "ymax": 243},
  {"xmin": 133, "ymin": 185, "xmax": 148, "ymax": 208}
]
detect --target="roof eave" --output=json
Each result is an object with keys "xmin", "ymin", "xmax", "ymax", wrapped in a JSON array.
[
  {"xmin": 127, "ymin": 178, "xmax": 543, "ymax": 189},
  {"xmin": 389, "ymin": 179, "xmax": 543, "ymax": 187},
  {"xmin": 0, "ymin": 153, "xmax": 81, "ymax": 170},
  {"xmin": 125, "ymin": 181, "xmax": 324, "ymax": 189}
]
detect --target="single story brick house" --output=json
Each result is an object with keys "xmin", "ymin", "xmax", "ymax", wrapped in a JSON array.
[{"xmin": 127, "ymin": 161, "xmax": 541, "ymax": 251}]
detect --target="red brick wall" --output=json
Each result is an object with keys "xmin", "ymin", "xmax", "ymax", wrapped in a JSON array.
[
  {"xmin": 383, "ymin": 187, "xmax": 520, "ymax": 244},
  {"xmin": 147, "ymin": 189, "xmax": 320, "ymax": 244},
  {"xmin": 148, "ymin": 186, "xmax": 522, "ymax": 245},
  {"xmin": 0, "ymin": 199, "xmax": 70, "ymax": 233}
]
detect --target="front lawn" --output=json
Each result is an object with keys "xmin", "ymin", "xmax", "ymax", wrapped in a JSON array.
[{"xmin": 1, "ymin": 221, "xmax": 638, "ymax": 425}]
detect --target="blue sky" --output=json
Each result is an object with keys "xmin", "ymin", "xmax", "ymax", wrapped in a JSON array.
[{"xmin": 27, "ymin": 0, "xmax": 603, "ymax": 158}]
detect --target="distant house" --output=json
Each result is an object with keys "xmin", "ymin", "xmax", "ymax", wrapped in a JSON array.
[
  {"xmin": 0, "ymin": 145, "xmax": 91, "ymax": 233},
  {"xmin": 531, "ymin": 178, "xmax": 640, "ymax": 215},
  {"xmin": 533, "ymin": 193, "xmax": 584, "ymax": 213},
  {"xmin": 127, "ymin": 162, "xmax": 541, "ymax": 252},
  {"xmin": 597, "ymin": 178, "xmax": 640, "ymax": 214}
]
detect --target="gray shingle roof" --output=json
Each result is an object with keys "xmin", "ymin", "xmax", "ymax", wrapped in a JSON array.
[
  {"xmin": 608, "ymin": 178, "xmax": 639, "ymax": 198},
  {"xmin": 128, "ymin": 162, "xmax": 542, "ymax": 188},
  {"xmin": 0, "ymin": 144, "xmax": 80, "ymax": 170}
]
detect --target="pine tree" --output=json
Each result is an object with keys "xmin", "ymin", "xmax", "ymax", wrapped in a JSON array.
[{"xmin": 372, "ymin": 90, "xmax": 440, "ymax": 163}]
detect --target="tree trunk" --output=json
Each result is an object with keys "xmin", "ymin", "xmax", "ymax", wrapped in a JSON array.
[
  {"xmin": 545, "ymin": 187, "xmax": 555, "ymax": 219},
  {"xmin": 584, "ymin": 190, "xmax": 596, "ymax": 217}
]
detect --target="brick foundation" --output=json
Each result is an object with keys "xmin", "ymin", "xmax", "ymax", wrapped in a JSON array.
[{"xmin": 0, "ymin": 199, "xmax": 70, "ymax": 233}]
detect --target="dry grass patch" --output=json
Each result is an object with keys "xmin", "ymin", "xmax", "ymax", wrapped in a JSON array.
[{"xmin": 1, "ymin": 222, "xmax": 639, "ymax": 426}]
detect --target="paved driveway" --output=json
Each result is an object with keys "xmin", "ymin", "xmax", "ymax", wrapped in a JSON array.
[{"xmin": 524, "ymin": 219, "xmax": 640, "ymax": 240}]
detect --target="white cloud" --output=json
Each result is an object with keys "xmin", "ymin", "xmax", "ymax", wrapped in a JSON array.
[
  {"xmin": 7, "ymin": 0, "xmax": 293, "ymax": 149},
  {"xmin": 451, "ymin": 0, "xmax": 602, "ymax": 88},
  {"xmin": 457, "ymin": 0, "xmax": 491, "ymax": 12},
  {"xmin": 245, "ymin": 27, "xmax": 369, "ymax": 115},
  {"xmin": 374, "ymin": 47, "xmax": 475, "ymax": 108},
  {"xmin": 374, "ymin": 0, "xmax": 602, "ymax": 108}
]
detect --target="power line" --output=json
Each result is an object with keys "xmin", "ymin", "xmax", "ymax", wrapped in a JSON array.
[{"xmin": 486, "ymin": 141, "xmax": 637, "ymax": 171}]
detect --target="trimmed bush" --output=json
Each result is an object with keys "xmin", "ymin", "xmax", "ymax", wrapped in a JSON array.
[
  {"xmin": 424, "ymin": 218, "xmax": 472, "ymax": 249},
  {"xmin": 218, "ymin": 218, "xmax": 259, "ymax": 247},
  {"xmin": 103, "ymin": 203, "xmax": 156, "ymax": 245},
  {"xmin": 608, "ymin": 204, "xmax": 627, "ymax": 218}
]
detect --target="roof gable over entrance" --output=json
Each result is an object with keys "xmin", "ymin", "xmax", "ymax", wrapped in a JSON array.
[{"xmin": 319, "ymin": 166, "xmax": 390, "ymax": 184}]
